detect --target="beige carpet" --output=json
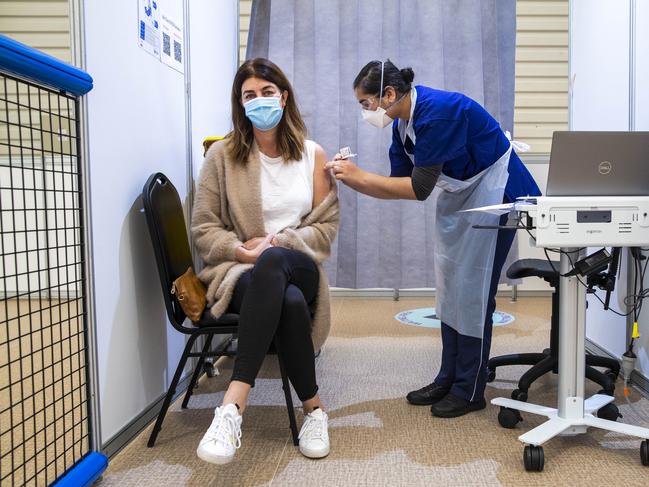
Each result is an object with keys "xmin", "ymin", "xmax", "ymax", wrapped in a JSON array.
[
  {"xmin": 1, "ymin": 298, "xmax": 89, "ymax": 487},
  {"xmin": 97, "ymin": 297, "xmax": 649, "ymax": 486}
]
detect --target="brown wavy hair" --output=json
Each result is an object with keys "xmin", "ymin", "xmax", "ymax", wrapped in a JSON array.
[{"xmin": 226, "ymin": 58, "xmax": 306, "ymax": 164}]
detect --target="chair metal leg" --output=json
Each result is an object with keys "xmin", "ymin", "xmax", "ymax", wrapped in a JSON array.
[
  {"xmin": 148, "ymin": 334, "xmax": 198, "ymax": 447},
  {"xmin": 274, "ymin": 338, "xmax": 299, "ymax": 446},
  {"xmin": 182, "ymin": 334, "xmax": 214, "ymax": 409}
]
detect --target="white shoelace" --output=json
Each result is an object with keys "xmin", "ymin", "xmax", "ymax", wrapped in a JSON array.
[
  {"xmin": 206, "ymin": 412, "xmax": 242, "ymax": 449},
  {"xmin": 298, "ymin": 413, "xmax": 326, "ymax": 441}
]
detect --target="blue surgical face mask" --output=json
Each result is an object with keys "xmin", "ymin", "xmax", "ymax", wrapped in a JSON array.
[{"xmin": 244, "ymin": 96, "xmax": 284, "ymax": 131}]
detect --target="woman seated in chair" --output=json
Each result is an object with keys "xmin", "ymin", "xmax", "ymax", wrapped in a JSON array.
[{"xmin": 191, "ymin": 58, "xmax": 339, "ymax": 464}]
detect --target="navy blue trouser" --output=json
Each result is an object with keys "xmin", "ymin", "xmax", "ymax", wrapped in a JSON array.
[{"xmin": 434, "ymin": 214, "xmax": 517, "ymax": 402}]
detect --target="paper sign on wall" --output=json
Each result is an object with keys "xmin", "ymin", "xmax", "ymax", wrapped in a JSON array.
[
  {"xmin": 160, "ymin": 12, "xmax": 184, "ymax": 74},
  {"xmin": 138, "ymin": 0, "xmax": 160, "ymax": 58}
]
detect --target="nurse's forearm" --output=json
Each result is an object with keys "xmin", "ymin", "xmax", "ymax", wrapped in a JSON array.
[{"xmin": 354, "ymin": 171, "xmax": 417, "ymax": 200}]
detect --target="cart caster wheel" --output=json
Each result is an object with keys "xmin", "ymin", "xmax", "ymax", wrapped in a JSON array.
[
  {"xmin": 486, "ymin": 369, "xmax": 496, "ymax": 383},
  {"xmin": 641, "ymin": 439, "xmax": 649, "ymax": 466},
  {"xmin": 203, "ymin": 361, "xmax": 217, "ymax": 378},
  {"xmin": 498, "ymin": 407, "xmax": 522, "ymax": 429},
  {"xmin": 511, "ymin": 389, "xmax": 528, "ymax": 402},
  {"xmin": 597, "ymin": 403, "xmax": 621, "ymax": 422},
  {"xmin": 523, "ymin": 445, "xmax": 544, "ymax": 472}
]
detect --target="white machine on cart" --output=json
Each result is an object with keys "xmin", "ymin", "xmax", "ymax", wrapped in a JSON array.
[{"xmin": 491, "ymin": 195, "xmax": 649, "ymax": 471}]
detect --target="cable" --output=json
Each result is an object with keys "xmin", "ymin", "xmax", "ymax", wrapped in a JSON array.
[
  {"xmin": 633, "ymin": 250, "xmax": 639, "ymax": 322},
  {"xmin": 551, "ymin": 248, "xmax": 644, "ymax": 317},
  {"xmin": 623, "ymin": 249, "xmax": 649, "ymax": 320},
  {"xmin": 524, "ymin": 226, "xmax": 537, "ymax": 245},
  {"xmin": 525, "ymin": 214, "xmax": 649, "ymax": 320},
  {"xmin": 623, "ymin": 382, "xmax": 647, "ymax": 425},
  {"xmin": 638, "ymin": 248, "xmax": 649, "ymax": 316},
  {"xmin": 544, "ymin": 247, "xmax": 588, "ymax": 253},
  {"xmin": 528, "ymin": 220, "xmax": 648, "ymax": 417},
  {"xmin": 541, "ymin": 247, "xmax": 584, "ymax": 278},
  {"xmin": 543, "ymin": 248, "xmax": 561, "ymax": 275}
]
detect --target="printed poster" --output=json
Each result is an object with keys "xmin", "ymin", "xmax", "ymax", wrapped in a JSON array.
[
  {"xmin": 160, "ymin": 12, "xmax": 184, "ymax": 74},
  {"xmin": 138, "ymin": 0, "xmax": 161, "ymax": 58}
]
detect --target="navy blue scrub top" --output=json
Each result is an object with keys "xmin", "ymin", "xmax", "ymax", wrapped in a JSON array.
[{"xmin": 389, "ymin": 85, "xmax": 541, "ymax": 202}]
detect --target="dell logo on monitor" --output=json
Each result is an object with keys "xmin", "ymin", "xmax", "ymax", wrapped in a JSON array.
[{"xmin": 598, "ymin": 161, "xmax": 612, "ymax": 175}]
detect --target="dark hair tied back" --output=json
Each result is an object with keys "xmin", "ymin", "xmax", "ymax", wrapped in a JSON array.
[
  {"xmin": 353, "ymin": 59, "xmax": 415, "ymax": 97},
  {"xmin": 400, "ymin": 67, "xmax": 415, "ymax": 84}
]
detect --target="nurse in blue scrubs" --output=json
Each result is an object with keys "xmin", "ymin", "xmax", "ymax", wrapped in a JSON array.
[{"xmin": 326, "ymin": 60, "xmax": 541, "ymax": 418}]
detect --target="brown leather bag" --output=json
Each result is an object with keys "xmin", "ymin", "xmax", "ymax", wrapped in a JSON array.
[{"xmin": 171, "ymin": 267, "xmax": 207, "ymax": 322}]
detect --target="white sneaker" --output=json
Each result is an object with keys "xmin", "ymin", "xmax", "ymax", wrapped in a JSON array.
[
  {"xmin": 298, "ymin": 408, "xmax": 330, "ymax": 459},
  {"xmin": 196, "ymin": 403, "xmax": 242, "ymax": 464}
]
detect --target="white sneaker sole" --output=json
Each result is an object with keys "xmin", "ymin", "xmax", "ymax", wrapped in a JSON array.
[
  {"xmin": 196, "ymin": 446, "xmax": 235, "ymax": 465},
  {"xmin": 299, "ymin": 444, "xmax": 330, "ymax": 459}
]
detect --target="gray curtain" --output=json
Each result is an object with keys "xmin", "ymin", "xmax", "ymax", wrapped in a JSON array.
[{"xmin": 247, "ymin": 0, "xmax": 520, "ymax": 288}]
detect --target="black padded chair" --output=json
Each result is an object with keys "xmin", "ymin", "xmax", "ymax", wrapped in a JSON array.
[
  {"xmin": 142, "ymin": 172, "xmax": 299, "ymax": 447},
  {"xmin": 487, "ymin": 258, "xmax": 621, "ymax": 426}
]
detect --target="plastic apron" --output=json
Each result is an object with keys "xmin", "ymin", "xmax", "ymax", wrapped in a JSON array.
[{"xmin": 399, "ymin": 90, "xmax": 512, "ymax": 338}]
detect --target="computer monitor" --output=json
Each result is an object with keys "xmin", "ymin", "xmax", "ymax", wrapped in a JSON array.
[{"xmin": 545, "ymin": 131, "xmax": 649, "ymax": 196}]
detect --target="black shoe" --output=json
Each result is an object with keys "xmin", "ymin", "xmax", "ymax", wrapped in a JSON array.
[
  {"xmin": 406, "ymin": 383, "xmax": 450, "ymax": 405},
  {"xmin": 430, "ymin": 392, "xmax": 486, "ymax": 418}
]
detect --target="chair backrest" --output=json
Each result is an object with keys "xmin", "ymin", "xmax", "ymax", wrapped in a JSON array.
[{"xmin": 142, "ymin": 172, "xmax": 193, "ymax": 328}]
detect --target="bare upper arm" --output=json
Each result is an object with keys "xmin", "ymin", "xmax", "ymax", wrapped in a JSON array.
[{"xmin": 312, "ymin": 143, "xmax": 331, "ymax": 208}]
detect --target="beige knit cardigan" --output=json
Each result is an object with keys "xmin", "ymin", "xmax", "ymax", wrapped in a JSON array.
[{"xmin": 191, "ymin": 139, "xmax": 340, "ymax": 351}]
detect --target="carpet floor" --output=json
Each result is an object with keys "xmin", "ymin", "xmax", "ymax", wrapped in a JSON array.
[{"xmin": 97, "ymin": 297, "xmax": 649, "ymax": 486}]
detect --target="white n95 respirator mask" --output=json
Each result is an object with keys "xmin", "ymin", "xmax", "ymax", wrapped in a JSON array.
[
  {"xmin": 361, "ymin": 61, "xmax": 396, "ymax": 129},
  {"xmin": 362, "ymin": 106, "xmax": 394, "ymax": 128}
]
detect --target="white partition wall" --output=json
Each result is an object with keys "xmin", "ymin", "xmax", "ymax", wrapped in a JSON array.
[
  {"xmin": 570, "ymin": 0, "xmax": 649, "ymax": 380},
  {"xmin": 188, "ymin": 0, "xmax": 237, "ymax": 179},
  {"xmin": 636, "ymin": 1, "xmax": 649, "ymax": 131},
  {"xmin": 81, "ymin": 0, "xmax": 237, "ymax": 450},
  {"xmin": 632, "ymin": 1, "xmax": 649, "ymax": 385},
  {"xmin": 570, "ymin": 0, "xmax": 630, "ymax": 131},
  {"xmin": 570, "ymin": 0, "xmax": 631, "ymax": 359}
]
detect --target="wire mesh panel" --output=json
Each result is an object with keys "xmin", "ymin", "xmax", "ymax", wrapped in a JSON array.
[{"xmin": 0, "ymin": 73, "xmax": 90, "ymax": 486}]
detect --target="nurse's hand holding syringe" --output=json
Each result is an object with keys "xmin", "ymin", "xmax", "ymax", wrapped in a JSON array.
[
  {"xmin": 325, "ymin": 148, "xmax": 364, "ymax": 189},
  {"xmin": 325, "ymin": 147, "xmax": 417, "ymax": 201}
]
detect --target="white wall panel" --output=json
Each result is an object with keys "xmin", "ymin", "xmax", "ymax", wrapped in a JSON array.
[
  {"xmin": 631, "ymin": 0, "xmax": 649, "ymax": 381},
  {"xmin": 83, "ymin": 0, "xmax": 238, "ymax": 444},
  {"xmin": 570, "ymin": 0, "xmax": 630, "ymax": 131},
  {"xmin": 569, "ymin": 0, "xmax": 633, "ymax": 359}
]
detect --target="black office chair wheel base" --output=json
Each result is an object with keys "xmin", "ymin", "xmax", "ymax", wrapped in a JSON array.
[
  {"xmin": 203, "ymin": 361, "xmax": 217, "ymax": 378},
  {"xmin": 597, "ymin": 403, "xmax": 621, "ymax": 422},
  {"xmin": 597, "ymin": 388, "xmax": 615, "ymax": 397},
  {"xmin": 511, "ymin": 389, "xmax": 528, "ymax": 402},
  {"xmin": 523, "ymin": 445, "xmax": 544, "ymax": 472},
  {"xmin": 604, "ymin": 368, "xmax": 618, "ymax": 381},
  {"xmin": 640, "ymin": 439, "xmax": 649, "ymax": 466},
  {"xmin": 486, "ymin": 369, "xmax": 496, "ymax": 383},
  {"xmin": 498, "ymin": 407, "xmax": 522, "ymax": 429}
]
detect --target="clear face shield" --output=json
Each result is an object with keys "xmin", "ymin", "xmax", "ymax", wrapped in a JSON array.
[
  {"xmin": 354, "ymin": 62, "xmax": 396, "ymax": 184},
  {"xmin": 359, "ymin": 62, "xmax": 407, "ymax": 128}
]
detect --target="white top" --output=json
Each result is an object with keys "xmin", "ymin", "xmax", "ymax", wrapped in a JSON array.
[{"xmin": 259, "ymin": 139, "xmax": 316, "ymax": 235}]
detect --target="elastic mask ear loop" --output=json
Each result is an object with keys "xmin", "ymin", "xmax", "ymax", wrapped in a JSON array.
[
  {"xmin": 378, "ymin": 61, "xmax": 385, "ymax": 106},
  {"xmin": 377, "ymin": 61, "xmax": 386, "ymax": 160},
  {"xmin": 379, "ymin": 61, "xmax": 403, "ymax": 112}
]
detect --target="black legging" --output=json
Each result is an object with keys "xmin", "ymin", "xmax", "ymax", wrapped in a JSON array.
[{"xmin": 229, "ymin": 247, "xmax": 320, "ymax": 402}]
